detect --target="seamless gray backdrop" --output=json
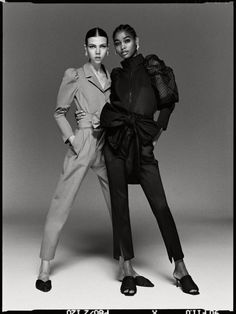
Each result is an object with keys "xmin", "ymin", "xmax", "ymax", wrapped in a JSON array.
[{"xmin": 3, "ymin": 3, "xmax": 233, "ymax": 220}]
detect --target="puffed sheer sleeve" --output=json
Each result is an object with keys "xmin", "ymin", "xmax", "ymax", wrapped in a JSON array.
[
  {"xmin": 54, "ymin": 68, "xmax": 79, "ymax": 143},
  {"xmin": 144, "ymin": 54, "xmax": 179, "ymax": 131}
]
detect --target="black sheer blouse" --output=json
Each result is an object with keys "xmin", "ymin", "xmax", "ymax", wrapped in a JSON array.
[
  {"xmin": 110, "ymin": 54, "xmax": 158, "ymax": 116},
  {"xmin": 100, "ymin": 53, "xmax": 178, "ymax": 183}
]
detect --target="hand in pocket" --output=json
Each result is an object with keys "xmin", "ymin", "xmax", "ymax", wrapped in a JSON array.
[
  {"xmin": 68, "ymin": 139, "xmax": 78, "ymax": 156},
  {"xmin": 70, "ymin": 131, "xmax": 84, "ymax": 156}
]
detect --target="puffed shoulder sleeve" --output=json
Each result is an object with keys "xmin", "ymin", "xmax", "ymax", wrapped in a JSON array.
[
  {"xmin": 144, "ymin": 54, "xmax": 179, "ymax": 131},
  {"xmin": 144, "ymin": 54, "xmax": 179, "ymax": 106},
  {"xmin": 144, "ymin": 54, "xmax": 167, "ymax": 74},
  {"xmin": 54, "ymin": 68, "xmax": 79, "ymax": 143}
]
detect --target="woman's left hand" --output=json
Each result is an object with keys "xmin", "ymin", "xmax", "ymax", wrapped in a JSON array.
[
  {"xmin": 153, "ymin": 128, "xmax": 163, "ymax": 146},
  {"xmin": 75, "ymin": 110, "xmax": 86, "ymax": 124}
]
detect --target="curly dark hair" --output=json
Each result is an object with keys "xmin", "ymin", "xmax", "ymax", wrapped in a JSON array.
[{"xmin": 112, "ymin": 24, "xmax": 137, "ymax": 41}]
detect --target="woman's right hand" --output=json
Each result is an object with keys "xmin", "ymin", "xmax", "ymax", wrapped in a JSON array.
[
  {"xmin": 68, "ymin": 135, "xmax": 77, "ymax": 155},
  {"xmin": 69, "ymin": 135, "xmax": 75, "ymax": 145}
]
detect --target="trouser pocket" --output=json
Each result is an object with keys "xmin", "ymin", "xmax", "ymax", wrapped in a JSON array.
[{"xmin": 71, "ymin": 129, "xmax": 85, "ymax": 156}]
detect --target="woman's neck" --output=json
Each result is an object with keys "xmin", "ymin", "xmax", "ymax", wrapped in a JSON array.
[
  {"xmin": 126, "ymin": 50, "xmax": 138, "ymax": 61},
  {"xmin": 131, "ymin": 50, "xmax": 138, "ymax": 58},
  {"xmin": 89, "ymin": 61, "xmax": 102, "ymax": 73}
]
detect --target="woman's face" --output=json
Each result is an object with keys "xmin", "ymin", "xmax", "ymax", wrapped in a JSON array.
[
  {"xmin": 85, "ymin": 36, "xmax": 108, "ymax": 65},
  {"xmin": 113, "ymin": 31, "xmax": 137, "ymax": 59}
]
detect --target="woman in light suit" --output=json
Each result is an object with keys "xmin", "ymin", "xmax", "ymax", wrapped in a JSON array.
[
  {"xmin": 35, "ymin": 28, "xmax": 153, "ymax": 292},
  {"xmin": 36, "ymin": 27, "xmax": 150, "ymax": 292},
  {"xmin": 36, "ymin": 27, "xmax": 116, "ymax": 292}
]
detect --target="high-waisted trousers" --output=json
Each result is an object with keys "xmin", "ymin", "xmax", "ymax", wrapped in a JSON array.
[
  {"xmin": 104, "ymin": 141, "xmax": 184, "ymax": 263},
  {"xmin": 39, "ymin": 127, "xmax": 120, "ymax": 261}
]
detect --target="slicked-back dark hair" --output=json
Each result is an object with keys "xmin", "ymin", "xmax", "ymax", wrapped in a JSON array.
[
  {"xmin": 112, "ymin": 24, "xmax": 137, "ymax": 41},
  {"xmin": 85, "ymin": 27, "xmax": 109, "ymax": 45}
]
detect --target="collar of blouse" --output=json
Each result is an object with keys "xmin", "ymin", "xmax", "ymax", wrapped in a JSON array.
[{"xmin": 121, "ymin": 53, "xmax": 144, "ymax": 69}]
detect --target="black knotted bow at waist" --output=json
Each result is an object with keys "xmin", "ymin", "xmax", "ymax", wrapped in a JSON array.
[{"xmin": 100, "ymin": 103, "xmax": 161, "ymax": 183}]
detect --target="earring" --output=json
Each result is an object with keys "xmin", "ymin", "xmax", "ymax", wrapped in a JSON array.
[
  {"xmin": 107, "ymin": 50, "xmax": 109, "ymax": 56},
  {"xmin": 136, "ymin": 44, "xmax": 139, "ymax": 51}
]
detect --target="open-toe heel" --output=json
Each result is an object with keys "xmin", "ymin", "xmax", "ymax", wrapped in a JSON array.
[
  {"xmin": 120, "ymin": 276, "xmax": 137, "ymax": 296},
  {"xmin": 174, "ymin": 275, "xmax": 199, "ymax": 295}
]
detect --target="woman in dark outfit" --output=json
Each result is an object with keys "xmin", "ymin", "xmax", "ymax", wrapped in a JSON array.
[{"xmin": 100, "ymin": 25, "xmax": 199, "ymax": 296}]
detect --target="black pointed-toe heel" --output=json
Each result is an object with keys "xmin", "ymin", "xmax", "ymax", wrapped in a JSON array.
[
  {"xmin": 35, "ymin": 279, "xmax": 52, "ymax": 292},
  {"xmin": 135, "ymin": 276, "xmax": 154, "ymax": 287},
  {"xmin": 120, "ymin": 276, "xmax": 137, "ymax": 296},
  {"xmin": 174, "ymin": 275, "xmax": 199, "ymax": 295}
]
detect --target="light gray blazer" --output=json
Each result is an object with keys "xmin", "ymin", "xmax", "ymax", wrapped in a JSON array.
[{"xmin": 54, "ymin": 62, "xmax": 111, "ymax": 143}]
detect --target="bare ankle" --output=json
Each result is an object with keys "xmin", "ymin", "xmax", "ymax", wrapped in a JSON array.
[
  {"xmin": 174, "ymin": 260, "xmax": 189, "ymax": 278},
  {"xmin": 40, "ymin": 260, "xmax": 50, "ymax": 273}
]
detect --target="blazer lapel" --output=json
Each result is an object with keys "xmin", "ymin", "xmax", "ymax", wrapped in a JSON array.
[{"xmin": 83, "ymin": 63, "xmax": 110, "ymax": 93}]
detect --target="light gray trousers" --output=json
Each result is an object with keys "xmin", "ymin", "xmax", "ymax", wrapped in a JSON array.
[{"xmin": 39, "ymin": 128, "xmax": 112, "ymax": 260}]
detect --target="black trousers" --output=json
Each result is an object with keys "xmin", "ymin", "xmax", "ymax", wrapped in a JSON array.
[{"xmin": 104, "ymin": 142, "xmax": 184, "ymax": 263}]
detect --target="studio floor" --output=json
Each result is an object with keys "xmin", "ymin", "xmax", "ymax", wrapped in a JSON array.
[{"xmin": 3, "ymin": 207, "xmax": 233, "ymax": 312}]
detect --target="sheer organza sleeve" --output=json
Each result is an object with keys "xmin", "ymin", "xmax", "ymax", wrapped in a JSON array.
[
  {"xmin": 144, "ymin": 54, "xmax": 179, "ymax": 108},
  {"xmin": 144, "ymin": 54, "xmax": 179, "ymax": 130}
]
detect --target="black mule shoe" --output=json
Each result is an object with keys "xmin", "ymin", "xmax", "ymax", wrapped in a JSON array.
[
  {"xmin": 135, "ymin": 276, "xmax": 154, "ymax": 287},
  {"xmin": 120, "ymin": 276, "xmax": 137, "ymax": 296},
  {"xmin": 174, "ymin": 275, "xmax": 199, "ymax": 295},
  {"xmin": 119, "ymin": 275, "xmax": 154, "ymax": 287},
  {"xmin": 35, "ymin": 279, "xmax": 52, "ymax": 292}
]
